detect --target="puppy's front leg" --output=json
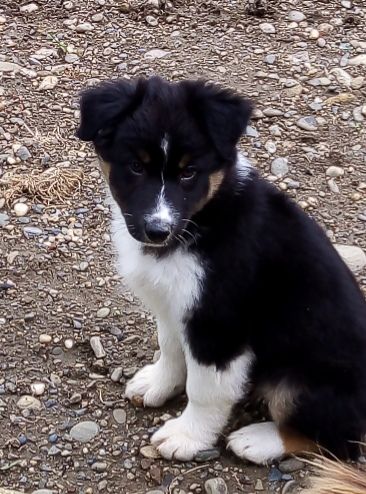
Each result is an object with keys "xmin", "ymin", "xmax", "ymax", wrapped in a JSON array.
[
  {"xmin": 151, "ymin": 350, "xmax": 253, "ymax": 461},
  {"xmin": 125, "ymin": 319, "xmax": 186, "ymax": 407}
]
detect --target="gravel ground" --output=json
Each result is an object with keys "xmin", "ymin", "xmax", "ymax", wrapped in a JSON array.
[{"xmin": 1, "ymin": 0, "xmax": 366, "ymax": 493}]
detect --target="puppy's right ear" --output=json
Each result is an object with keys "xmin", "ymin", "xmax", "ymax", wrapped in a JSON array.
[{"xmin": 76, "ymin": 78, "xmax": 146, "ymax": 142}]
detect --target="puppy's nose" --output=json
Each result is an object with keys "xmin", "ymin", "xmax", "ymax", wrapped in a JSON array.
[{"xmin": 144, "ymin": 219, "xmax": 171, "ymax": 244}]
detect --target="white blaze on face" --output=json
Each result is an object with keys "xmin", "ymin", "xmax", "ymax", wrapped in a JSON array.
[
  {"xmin": 153, "ymin": 185, "xmax": 173, "ymax": 224},
  {"xmin": 161, "ymin": 133, "xmax": 169, "ymax": 160}
]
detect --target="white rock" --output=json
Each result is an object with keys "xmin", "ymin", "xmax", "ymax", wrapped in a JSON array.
[
  {"xmin": 20, "ymin": 3, "xmax": 39, "ymax": 13},
  {"xmin": 288, "ymin": 11, "xmax": 306, "ymax": 22},
  {"xmin": 38, "ymin": 76, "xmax": 58, "ymax": 91},
  {"xmin": 0, "ymin": 15, "xmax": 6, "ymax": 23},
  {"xmin": 70, "ymin": 421, "xmax": 100, "ymax": 442},
  {"xmin": 349, "ymin": 55, "xmax": 366, "ymax": 66},
  {"xmin": 111, "ymin": 367, "xmax": 123, "ymax": 382},
  {"xmin": 97, "ymin": 307, "xmax": 110, "ymax": 318},
  {"xmin": 90, "ymin": 336, "xmax": 106, "ymax": 358},
  {"xmin": 271, "ymin": 158, "xmax": 289, "ymax": 177},
  {"xmin": 39, "ymin": 334, "xmax": 52, "ymax": 343},
  {"xmin": 14, "ymin": 203, "xmax": 29, "ymax": 217},
  {"xmin": 335, "ymin": 245, "xmax": 366, "ymax": 273},
  {"xmin": 146, "ymin": 15, "xmax": 158, "ymax": 26},
  {"xmin": 144, "ymin": 49, "xmax": 170, "ymax": 60},
  {"xmin": 351, "ymin": 76, "xmax": 365, "ymax": 89},
  {"xmin": 260, "ymin": 22, "xmax": 276, "ymax": 34},
  {"xmin": 326, "ymin": 166, "xmax": 344, "ymax": 178},
  {"xmin": 64, "ymin": 338, "xmax": 74, "ymax": 349},
  {"xmin": 76, "ymin": 22, "xmax": 93, "ymax": 32},
  {"xmin": 17, "ymin": 395, "xmax": 42, "ymax": 410},
  {"xmin": 330, "ymin": 68, "xmax": 352, "ymax": 87},
  {"xmin": 309, "ymin": 29, "xmax": 320, "ymax": 39},
  {"xmin": 0, "ymin": 61, "xmax": 21, "ymax": 73},
  {"xmin": 31, "ymin": 382, "xmax": 45, "ymax": 396}
]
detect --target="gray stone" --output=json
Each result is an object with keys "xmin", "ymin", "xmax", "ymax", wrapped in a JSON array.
[
  {"xmin": 349, "ymin": 55, "xmax": 366, "ymax": 66},
  {"xmin": 205, "ymin": 477, "xmax": 228, "ymax": 494},
  {"xmin": 144, "ymin": 49, "xmax": 170, "ymax": 60},
  {"xmin": 90, "ymin": 336, "xmax": 106, "ymax": 358},
  {"xmin": 70, "ymin": 420, "xmax": 100, "ymax": 442},
  {"xmin": 265, "ymin": 54, "xmax": 276, "ymax": 64},
  {"xmin": 271, "ymin": 158, "xmax": 289, "ymax": 177},
  {"xmin": 20, "ymin": 3, "xmax": 38, "ymax": 13},
  {"xmin": 194, "ymin": 448, "xmax": 221, "ymax": 462},
  {"xmin": 146, "ymin": 15, "xmax": 158, "ymax": 26},
  {"xmin": 65, "ymin": 53, "xmax": 79, "ymax": 63},
  {"xmin": 96, "ymin": 307, "xmax": 110, "ymax": 318},
  {"xmin": 113, "ymin": 408, "xmax": 127, "ymax": 424},
  {"xmin": 0, "ymin": 62, "xmax": 21, "ymax": 73},
  {"xmin": 111, "ymin": 367, "xmax": 123, "ymax": 382},
  {"xmin": 263, "ymin": 108, "xmax": 283, "ymax": 117},
  {"xmin": 16, "ymin": 146, "xmax": 31, "ymax": 161},
  {"xmin": 288, "ymin": 11, "xmax": 306, "ymax": 22},
  {"xmin": 334, "ymin": 245, "xmax": 366, "ymax": 273},
  {"xmin": 296, "ymin": 116, "xmax": 318, "ymax": 131},
  {"xmin": 24, "ymin": 226, "xmax": 43, "ymax": 237},
  {"xmin": 246, "ymin": 125, "xmax": 259, "ymax": 138},
  {"xmin": 0, "ymin": 212, "xmax": 9, "ymax": 226},
  {"xmin": 76, "ymin": 22, "xmax": 93, "ymax": 32},
  {"xmin": 140, "ymin": 445, "xmax": 161, "ymax": 459},
  {"xmin": 32, "ymin": 491, "xmax": 56, "ymax": 494},
  {"xmin": 326, "ymin": 166, "xmax": 344, "ymax": 178},
  {"xmin": 279, "ymin": 458, "xmax": 305, "ymax": 473},
  {"xmin": 92, "ymin": 461, "xmax": 107, "ymax": 472},
  {"xmin": 17, "ymin": 395, "xmax": 42, "ymax": 410},
  {"xmin": 260, "ymin": 22, "xmax": 276, "ymax": 34}
]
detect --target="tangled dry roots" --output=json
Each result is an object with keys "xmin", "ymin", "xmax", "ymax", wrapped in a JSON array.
[
  {"xmin": 0, "ymin": 167, "xmax": 84, "ymax": 204},
  {"xmin": 303, "ymin": 456, "xmax": 366, "ymax": 494}
]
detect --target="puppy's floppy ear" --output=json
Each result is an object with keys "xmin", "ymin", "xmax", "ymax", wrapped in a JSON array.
[
  {"xmin": 183, "ymin": 80, "xmax": 253, "ymax": 159},
  {"xmin": 76, "ymin": 78, "xmax": 146, "ymax": 141}
]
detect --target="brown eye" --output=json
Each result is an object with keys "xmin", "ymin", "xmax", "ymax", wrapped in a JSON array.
[
  {"xmin": 130, "ymin": 162, "xmax": 144, "ymax": 175},
  {"xmin": 180, "ymin": 167, "xmax": 196, "ymax": 181}
]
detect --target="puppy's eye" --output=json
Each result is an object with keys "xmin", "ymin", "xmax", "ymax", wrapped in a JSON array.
[
  {"xmin": 180, "ymin": 167, "xmax": 196, "ymax": 181},
  {"xmin": 130, "ymin": 162, "xmax": 144, "ymax": 175}
]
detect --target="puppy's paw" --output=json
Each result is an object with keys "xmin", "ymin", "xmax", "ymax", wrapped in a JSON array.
[
  {"xmin": 151, "ymin": 417, "xmax": 215, "ymax": 461},
  {"xmin": 227, "ymin": 422, "xmax": 285, "ymax": 465},
  {"xmin": 125, "ymin": 362, "xmax": 185, "ymax": 408}
]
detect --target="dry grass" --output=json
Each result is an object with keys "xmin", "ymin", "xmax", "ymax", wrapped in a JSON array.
[
  {"xmin": 303, "ymin": 455, "xmax": 366, "ymax": 494},
  {"xmin": 0, "ymin": 167, "xmax": 84, "ymax": 204}
]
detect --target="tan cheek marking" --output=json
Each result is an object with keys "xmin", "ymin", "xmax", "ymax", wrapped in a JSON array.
[
  {"xmin": 138, "ymin": 150, "xmax": 151, "ymax": 164},
  {"xmin": 279, "ymin": 426, "xmax": 319, "ymax": 455},
  {"xmin": 99, "ymin": 160, "xmax": 111, "ymax": 181},
  {"xmin": 178, "ymin": 154, "xmax": 191, "ymax": 169},
  {"xmin": 208, "ymin": 170, "xmax": 225, "ymax": 200}
]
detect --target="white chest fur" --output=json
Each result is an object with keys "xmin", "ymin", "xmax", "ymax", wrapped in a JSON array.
[{"xmin": 110, "ymin": 200, "xmax": 205, "ymax": 326}]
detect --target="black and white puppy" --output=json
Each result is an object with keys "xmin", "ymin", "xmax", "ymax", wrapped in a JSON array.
[{"xmin": 77, "ymin": 76, "xmax": 366, "ymax": 464}]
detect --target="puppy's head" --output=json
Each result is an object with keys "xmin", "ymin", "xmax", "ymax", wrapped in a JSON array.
[{"xmin": 76, "ymin": 76, "xmax": 252, "ymax": 247}]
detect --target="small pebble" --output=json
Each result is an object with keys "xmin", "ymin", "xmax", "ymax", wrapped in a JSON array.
[
  {"xmin": 39, "ymin": 334, "xmax": 52, "ymax": 343},
  {"xmin": 92, "ymin": 461, "xmax": 107, "ymax": 472},
  {"xmin": 90, "ymin": 336, "xmax": 106, "ymax": 358},
  {"xmin": 70, "ymin": 421, "xmax": 100, "ymax": 442},
  {"xmin": 204, "ymin": 477, "xmax": 228, "ymax": 494},
  {"xmin": 271, "ymin": 157, "xmax": 289, "ymax": 177},
  {"xmin": 97, "ymin": 307, "xmax": 110, "ymax": 318},
  {"xmin": 195, "ymin": 448, "xmax": 221, "ymax": 462},
  {"xmin": 260, "ymin": 23, "xmax": 276, "ymax": 34},
  {"xmin": 113, "ymin": 408, "xmax": 127, "ymax": 424},
  {"xmin": 296, "ymin": 116, "xmax": 318, "ymax": 131},
  {"xmin": 279, "ymin": 458, "xmax": 305, "ymax": 473},
  {"xmin": 140, "ymin": 445, "xmax": 161, "ymax": 459},
  {"xmin": 288, "ymin": 11, "xmax": 306, "ymax": 22},
  {"xmin": 326, "ymin": 166, "xmax": 344, "ymax": 178},
  {"xmin": 31, "ymin": 382, "xmax": 45, "ymax": 396}
]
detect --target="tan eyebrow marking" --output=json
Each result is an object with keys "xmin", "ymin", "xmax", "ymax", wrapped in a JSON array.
[
  {"xmin": 137, "ymin": 150, "xmax": 151, "ymax": 164},
  {"xmin": 178, "ymin": 154, "xmax": 191, "ymax": 169}
]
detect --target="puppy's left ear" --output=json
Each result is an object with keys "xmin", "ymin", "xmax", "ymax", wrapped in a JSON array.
[
  {"xmin": 76, "ymin": 78, "xmax": 145, "ymax": 142},
  {"xmin": 183, "ymin": 81, "xmax": 253, "ymax": 159}
]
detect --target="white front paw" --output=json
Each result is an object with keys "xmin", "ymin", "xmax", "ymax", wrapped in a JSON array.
[
  {"xmin": 125, "ymin": 361, "xmax": 185, "ymax": 407},
  {"xmin": 151, "ymin": 416, "xmax": 215, "ymax": 461}
]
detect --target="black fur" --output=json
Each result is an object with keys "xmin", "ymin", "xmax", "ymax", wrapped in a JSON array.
[{"xmin": 77, "ymin": 76, "xmax": 366, "ymax": 460}]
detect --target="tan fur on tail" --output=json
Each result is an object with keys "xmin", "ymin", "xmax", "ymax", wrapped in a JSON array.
[{"xmin": 303, "ymin": 456, "xmax": 366, "ymax": 494}]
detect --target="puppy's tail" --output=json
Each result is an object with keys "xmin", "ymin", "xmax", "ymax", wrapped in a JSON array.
[{"xmin": 303, "ymin": 455, "xmax": 366, "ymax": 494}]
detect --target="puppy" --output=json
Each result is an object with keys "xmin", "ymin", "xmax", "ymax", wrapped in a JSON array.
[{"xmin": 77, "ymin": 76, "xmax": 366, "ymax": 464}]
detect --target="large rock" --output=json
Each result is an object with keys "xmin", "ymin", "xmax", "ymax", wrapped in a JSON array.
[{"xmin": 334, "ymin": 245, "xmax": 366, "ymax": 273}]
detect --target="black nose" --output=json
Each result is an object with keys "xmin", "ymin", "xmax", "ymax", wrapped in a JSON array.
[{"xmin": 144, "ymin": 220, "xmax": 171, "ymax": 244}]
